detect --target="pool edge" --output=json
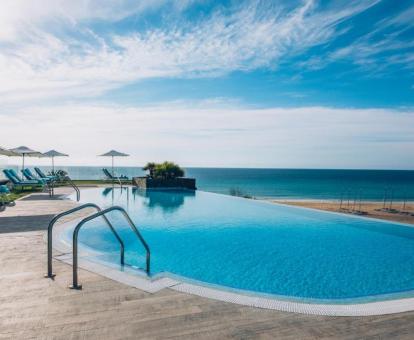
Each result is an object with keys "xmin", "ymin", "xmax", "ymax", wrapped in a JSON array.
[
  {"xmin": 52, "ymin": 218, "xmax": 414, "ymax": 317},
  {"xmin": 56, "ymin": 188, "xmax": 414, "ymax": 317}
]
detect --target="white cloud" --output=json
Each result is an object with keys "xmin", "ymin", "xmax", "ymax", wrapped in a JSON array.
[
  {"xmin": 1, "ymin": 102, "xmax": 413, "ymax": 169},
  {"xmin": 0, "ymin": 0, "xmax": 378, "ymax": 103},
  {"xmin": 1, "ymin": 1, "xmax": 410, "ymax": 171},
  {"xmin": 300, "ymin": 4, "xmax": 414, "ymax": 73},
  {"xmin": 0, "ymin": 0, "xmax": 193, "ymax": 41}
]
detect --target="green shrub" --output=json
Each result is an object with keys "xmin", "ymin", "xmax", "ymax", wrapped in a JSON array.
[
  {"xmin": 229, "ymin": 187, "xmax": 253, "ymax": 199},
  {"xmin": 143, "ymin": 161, "xmax": 185, "ymax": 179}
]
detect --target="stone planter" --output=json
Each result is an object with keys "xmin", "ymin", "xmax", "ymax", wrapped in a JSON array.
[{"xmin": 132, "ymin": 177, "xmax": 196, "ymax": 190}]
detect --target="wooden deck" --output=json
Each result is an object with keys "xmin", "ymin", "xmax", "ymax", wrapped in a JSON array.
[{"xmin": 1, "ymin": 189, "xmax": 414, "ymax": 339}]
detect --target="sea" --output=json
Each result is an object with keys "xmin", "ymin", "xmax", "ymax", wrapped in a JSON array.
[{"xmin": 4, "ymin": 165, "xmax": 413, "ymax": 200}]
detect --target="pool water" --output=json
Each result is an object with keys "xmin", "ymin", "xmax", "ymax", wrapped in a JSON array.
[{"xmin": 66, "ymin": 188, "xmax": 414, "ymax": 301}]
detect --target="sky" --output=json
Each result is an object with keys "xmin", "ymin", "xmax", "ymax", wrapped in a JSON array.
[{"xmin": 1, "ymin": 0, "xmax": 414, "ymax": 169}]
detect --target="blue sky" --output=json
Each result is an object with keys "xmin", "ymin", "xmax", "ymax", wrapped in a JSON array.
[
  {"xmin": 97, "ymin": 0, "xmax": 414, "ymax": 109},
  {"xmin": 0, "ymin": 0, "xmax": 413, "ymax": 169}
]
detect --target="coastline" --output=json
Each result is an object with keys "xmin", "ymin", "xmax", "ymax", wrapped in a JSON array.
[
  {"xmin": 3, "ymin": 166, "xmax": 413, "ymax": 201},
  {"xmin": 270, "ymin": 200, "xmax": 414, "ymax": 225}
]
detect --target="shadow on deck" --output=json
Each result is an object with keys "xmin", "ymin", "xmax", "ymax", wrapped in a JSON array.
[{"xmin": 0, "ymin": 214, "xmax": 55, "ymax": 233}]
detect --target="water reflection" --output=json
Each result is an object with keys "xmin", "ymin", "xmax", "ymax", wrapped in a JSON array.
[
  {"xmin": 101, "ymin": 186, "xmax": 130, "ymax": 207},
  {"xmin": 132, "ymin": 188, "xmax": 195, "ymax": 213}
]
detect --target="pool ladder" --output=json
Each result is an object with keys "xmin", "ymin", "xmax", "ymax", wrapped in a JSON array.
[
  {"xmin": 45, "ymin": 203, "xmax": 150, "ymax": 289},
  {"xmin": 64, "ymin": 176, "xmax": 80, "ymax": 201}
]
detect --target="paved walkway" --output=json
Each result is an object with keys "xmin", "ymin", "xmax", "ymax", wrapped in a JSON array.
[{"xmin": 1, "ymin": 189, "xmax": 414, "ymax": 339}]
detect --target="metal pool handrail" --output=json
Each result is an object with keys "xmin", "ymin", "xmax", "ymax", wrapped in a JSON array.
[
  {"xmin": 45, "ymin": 203, "xmax": 125, "ymax": 279},
  {"xmin": 64, "ymin": 176, "xmax": 80, "ymax": 201},
  {"xmin": 70, "ymin": 206, "xmax": 150, "ymax": 290}
]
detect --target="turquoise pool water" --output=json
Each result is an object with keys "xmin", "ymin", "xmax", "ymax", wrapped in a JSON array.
[{"xmin": 67, "ymin": 188, "xmax": 414, "ymax": 301}]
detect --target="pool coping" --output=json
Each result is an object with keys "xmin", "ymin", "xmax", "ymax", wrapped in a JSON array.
[{"xmin": 51, "ymin": 188, "xmax": 414, "ymax": 317}]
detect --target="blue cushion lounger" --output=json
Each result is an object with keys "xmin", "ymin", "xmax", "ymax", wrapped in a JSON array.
[
  {"xmin": 29, "ymin": 168, "xmax": 54, "ymax": 184},
  {"xmin": 34, "ymin": 167, "xmax": 57, "ymax": 181},
  {"xmin": 3, "ymin": 169, "xmax": 43, "ymax": 191},
  {"xmin": 5, "ymin": 169, "xmax": 40, "ymax": 185},
  {"xmin": 25, "ymin": 168, "xmax": 41, "ymax": 179},
  {"xmin": 9, "ymin": 169, "xmax": 23, "ymax": 181},
  {"xmin": 102, "ymin": 168, "xmax": 128, "ymax": 180},
  {"xmin": 0, "ymin": 185, "xmax": 14, "ymax": 208},
  {"xmin": 10, "ymin": 169, "xmax": 43, "ymax": 184},
  {"xmin": 102, "ymin": 168, "xmax": 129, "ymax": 181},
  {"xmin": 22, "ymin": 168, "xmax": 47, "ymax": 184},
  {"xmin": 0, "ymin": 184, "xmax": 9, "ymax": 207},
  {"xmin": 0, "ymin": 185, "xmax": 9, "ymax": 193}
]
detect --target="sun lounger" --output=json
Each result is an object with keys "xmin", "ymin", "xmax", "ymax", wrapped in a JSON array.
[
  {"xmin": 24, "ymin": 168, "xmax": 41, "ymax": 179},
  {"xmin": 102, "ymin": 168, "xmax": 128, "ymax": 181},
  {"xmin": 34, "ymin": 167, "xmax": 57, "ymax": 181},
  {"xmin": 9, "ymin": 169, "xmax": 23, "ymax": 181},
  {"xmin": 10, "ymin": 168, "xmax": 44, "ymax": 185},
  {"xmin": 22, "ymin": 168, "xmax": 48, "ymax": 184},
  {"xmin": 0, "ymin": 185, "xmax": 15, "ymax": 209},
  {"xmin": 3, "ymin": 169, "xmax": 43, "ymax": 191}
]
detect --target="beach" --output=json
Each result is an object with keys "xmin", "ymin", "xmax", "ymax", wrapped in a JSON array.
[{"xmin": 273, "ymin": 200, "xmax": 414, "ymax": 225}]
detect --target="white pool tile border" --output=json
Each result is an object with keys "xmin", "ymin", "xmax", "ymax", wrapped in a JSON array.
[
  {"xmin": 55, "ymin": 254, "xmax": 179, "ymax": 293},
  {"xmin": 170, "ymin": 283, "xmax": 414, "ymax": 316},
  {"xmin": 53, "ymin": 246, "xmax": 414, "ymax": 316}
]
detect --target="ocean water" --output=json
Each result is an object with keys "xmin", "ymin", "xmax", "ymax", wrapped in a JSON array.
[
  {"xmin": 3, "ymin": 165, "xmax": 414, "ymax": 199},
  {"xmin": 64, "ymin": 188, "xmax": 414, "ymax": 301}
]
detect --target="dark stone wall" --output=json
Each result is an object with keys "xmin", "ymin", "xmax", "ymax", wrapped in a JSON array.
[{"xmin": 133, "ymin": 177, "xmax": 196, "ymax": 190}]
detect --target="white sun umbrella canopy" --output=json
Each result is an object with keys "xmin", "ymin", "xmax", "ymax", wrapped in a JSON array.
[
  {"xmin": 43, "ymin": 150, "xmax": 69, "ymax": 172},
  {"xmin": 0, "ymin": 147, "xmax": 19, "ymax": 179},
  {"xmin": 99, "ymin": 150, "xmax": 129, "ymax": 176},
  {"xmin": 9, "ymin": 146, "xmax": 44, "ymax": 170},
  {"xmin": 0, "ymin": 146, "xmax": 20, "ymax": 156}
]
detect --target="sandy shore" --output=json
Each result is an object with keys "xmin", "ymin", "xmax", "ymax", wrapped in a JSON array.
[{"xmin": 271, "ymin": 200, "xmax": 414, "ymax": 225}]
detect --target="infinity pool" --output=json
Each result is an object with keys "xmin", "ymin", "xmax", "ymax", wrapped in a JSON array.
[{"xmin": 66, "ymin": 187, "xmax": 414, "ymax": 302}]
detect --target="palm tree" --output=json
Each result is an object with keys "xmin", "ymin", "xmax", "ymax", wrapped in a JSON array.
[{"xmin": 143, "ymin": 162, "xmax": 156, "ymax": 178}]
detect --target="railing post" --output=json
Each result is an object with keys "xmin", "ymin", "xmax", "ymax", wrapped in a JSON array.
[
  {"xmin": 70, "ymin": 225, "xmax": 82, "ymax": 290},
  {"xmin": 45, "ymin": 215, "xmax": 58, "ymax": 278},
  {"xmin": 119, "ymin": 208, "xmax": 151, "ymax": 274},
  {"xmin": 65, "ymin": 176, "xmax": 80, "ymax": 201},
  {"xmin": 68, "ymin": 206, "xmax": 150, "ymax": 289}
]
